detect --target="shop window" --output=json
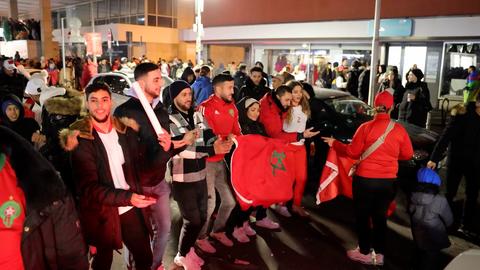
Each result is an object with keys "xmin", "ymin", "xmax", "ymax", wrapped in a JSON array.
[
  {"xmin": 402, "ymin": 46, "xmax": 427, "ymax": 85},
  {"xmin": 387, "ymin": 46, "xmax": 402, "ymax": 70},
  {"xmin": 148, "ymin": 15, "xmax": 157, "ymax": 26},
  {"xmin": 136, "ymin": 16, "xmax": 145, "ymax": 25},
  {"xmin": 439, "ymin": 42, "xmax": 480, "ymax": 97},
  {"xmin": 158, "ymin": 16, "xmax": 172, "ymax": 28}
]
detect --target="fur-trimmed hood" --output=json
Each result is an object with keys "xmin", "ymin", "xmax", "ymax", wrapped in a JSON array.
[
  {"xmin": 59, "ymin": 115, "xmax": 139, "ymax": 151},
  {"xmin": 0, "ymin": 126, "xmax": 65, "ymax": 211},
  {"xmin": 43, "ymin": 91, "xmax": 84, "ymax": 116},
  {"xmin": 451, "ymin": 103, "xmax": 468, "ymax": 116}
]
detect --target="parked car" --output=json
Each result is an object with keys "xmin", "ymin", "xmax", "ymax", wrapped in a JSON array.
[
  {"xmin": 87, "ymin": 71, "xmax": 173, "ymax": 107},
  {"xmin": 309, "ymin": 88, "xmax": 440, "ymax": 185}
]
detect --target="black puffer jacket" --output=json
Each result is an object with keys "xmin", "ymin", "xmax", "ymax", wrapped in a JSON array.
[
  {"xmin": 409, "ymin": 185, "xmax": 453, "ymax": 251},
  {"xmin": 398, "ymin": 81, "xmax": 432, "ymax": 128},
  {"xmin": 0, "ymin": 126, "xmax": 88, "ymax": 270}
]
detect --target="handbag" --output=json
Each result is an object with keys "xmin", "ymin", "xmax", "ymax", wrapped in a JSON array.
[{"xmin": 348, "ymin": 121, "xmax": 396, "ymax": 177}]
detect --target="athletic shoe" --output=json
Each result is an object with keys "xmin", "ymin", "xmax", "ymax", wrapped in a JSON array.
[
  {"xmin": 346, "ymin": 247, "xmax": 375, "ymax": 265},
  {"xmin": 188, "ymin": 247, "xmax": 204, "ymax": 266},
  {"xmin": 256, "ymin": 217, "xmax": 280, "ymax": 230},
  {"xmin": 272, "ymin": 204, "xmax": 291, "ymax": 217},
  {"xmin": 232, "ymin": 226, "xmax": 250, "ymax": 243},
  {"xmin": 374, "ymin": 252, "xmax": 384, "ymax": 266},
  {"xmin": 196, "ymin": 238, "xmax": 216, "ymax": 254},
  {"xmin": 243, "ymin": 221, "xmax": 256, "ymax": 236},
  {"xmin": 292, "ymin": 205, "xmax": 310, "ymax": 217},
  {"xmin": 174, "ymin": 253, "xmax": 200, "ymax": 270},
  {"xmin": 210, "ymin": 232, "xmax": 234, "ymax": 247}
]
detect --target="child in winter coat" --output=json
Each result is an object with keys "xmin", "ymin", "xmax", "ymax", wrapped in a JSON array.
[{"xmin": 409, "ymin": 168, "xmax": 453, "ymax": 270}]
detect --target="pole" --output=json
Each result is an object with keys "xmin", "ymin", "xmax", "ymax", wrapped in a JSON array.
[
  {"xmin": 194, "ymin": 0, "xmax": 204, "ymax": 65},
  {"xmin": 61, "ymin": 17, "xmax": 67, "ymax": 84},
  {"xmin": 368, "ymin": 0, "xmax": 381, "ymax": 106},
  {"xmin": 90, "ymin": 0, "xmax": 97, "ymax": 63},
  {"xmin": 306, "ymin": 43, "xmax": 312, "ymax": 84}
]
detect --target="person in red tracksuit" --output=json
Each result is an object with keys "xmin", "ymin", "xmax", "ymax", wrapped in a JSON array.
[
  {"xmin": 196, "ymin": 74, "xmax": 240, "ymax": 253},
  {"xmin": 323, "ymin": 91, "xmax": 413, "ymax": 266},
  {"xmin": 259, "ymin": 85, "xmax": 319, "ymax": 217}
]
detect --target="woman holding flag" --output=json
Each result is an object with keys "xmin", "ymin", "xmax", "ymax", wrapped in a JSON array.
[{"xmin": 323, "ymin": 90, "xmax": 413, "ymax": 266}]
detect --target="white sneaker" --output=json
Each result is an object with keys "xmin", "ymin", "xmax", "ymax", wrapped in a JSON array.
[
  {"xmin": 232, "ymin": 227, "xmax": 250, "ymax": 243},
  {"xmin": 272, "ymin": 205, "xmax": 291, "ymax": 217},
  {"xmin": 188, "ymin": 247, "xmax": 204, "ymax": 266},
  {"xmin": 174, "ymin": 253, "xmax": 200, "ymax": 270},
  {"xmin": 256, "ymin": 217, "xmax": 280, "ymax": 230},
  {"xmin": 196, "ymin": 238, "xmax": 216, "ymax": 254},
  {"xmin": 210, "ymin": 232, "xmax": 234, "ymax": 247},
  {"xmin": 243, "ymin": 221, "xmax": 256, "ymax": 236}
]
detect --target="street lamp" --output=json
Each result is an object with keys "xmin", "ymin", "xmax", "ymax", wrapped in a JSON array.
[{"xmin": 193, "ymin": 0, "xmax": 204, "ymax": 65}]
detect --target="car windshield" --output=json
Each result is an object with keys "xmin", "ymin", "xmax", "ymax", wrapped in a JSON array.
[{"xmin": 324, "ymin": 96, "xmax": 373, "ymax": 117}]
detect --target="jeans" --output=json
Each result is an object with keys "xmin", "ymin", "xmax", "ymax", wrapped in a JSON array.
[
  {"xmin": 142, "ymin": 180, "xmax": 171, "ymax": 270},
  {"xmin": 352, "ymin": 176, "xmax": 396, "ymax": 255},
  {"xmin": 172, "ymin": 180, "xmax": 208, "ymax": 256},
  {"xmin": 199, "ymin": 160, "xmax": 236, "ymax": 237},
  {"xmin": 91, "ymin": 208, "xmax": 152, "ymax": 270}
]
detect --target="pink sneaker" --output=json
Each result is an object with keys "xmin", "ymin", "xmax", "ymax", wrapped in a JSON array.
[
  {"xmin": 210, "ymin": 232, "xmax": 234, "ymax": 247},
  {"xmin": 232, "ymin": 226, "xmax": 250, "ymax": 243},
  {"xmin": 256, "ymin": 217, "xmax": 280, "ymax": 230},
  {"xmin": 196, "ymin": 238, "xmax": 216, "ymax": 254},
  {"xmin": 188, "ymin": 247, "xmax": 204, "ymax": 266},
  {"xmin": 373, "ymin": 252, "xmax": 384, "ymax": 266},
  {"xmin": 174, "ymin": 253, "xmax": 200, "ymax": 270},
  {"xmin": 346, "ymin": 247, "xmax": 375, "ymax": 265},
  {"xmin": 272, "ymin": 204, "xmax": 291, "ymax": 217},
  {"xmin": 243, "ymin": 221, "xmax": 256, "ymax": 236}
]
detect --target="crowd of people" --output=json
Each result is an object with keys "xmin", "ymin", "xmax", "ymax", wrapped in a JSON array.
[{"xmin": 0, "ymin": 51, "xmax": 479, "ymax": 270}]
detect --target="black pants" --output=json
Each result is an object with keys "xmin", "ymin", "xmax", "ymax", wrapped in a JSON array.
[
  {"xmin": 446, "ymin": 162, "xmax": 480, "ymax": 228},
  {"xmin": 91, "ymin": 208, "xmax": 152, "ymax": 270},
  {"xmin": 352, "ymin": 176, "xmax": 396, "ymax": 255},
  {"xmin": 172, "ymin": 180, "xmax": 208, "ymax": 256}
]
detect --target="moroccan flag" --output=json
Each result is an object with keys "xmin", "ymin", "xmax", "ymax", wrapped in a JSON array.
[
  {"xmin": 230, "ymin": 135, "xmax": 296, "ymax": 210},
  {"xmin": 316, "ymin": 148, "xmax": 396, "ymax": 216},
  {"xmin": 316, "ymin": 148, "xmax": 354, "ymax": 204}
]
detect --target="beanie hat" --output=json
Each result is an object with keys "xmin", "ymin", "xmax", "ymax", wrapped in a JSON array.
[
  {"xmin": 374, "ymin": 90, "xmax": 394, "ymax": 110},
  {"xmin": 169, "ymin": 80, "xmax": 191, "ymax": 101},
  {"xmin": 417, "ymin": 168, "xmax": 441, "ymax": 186},
  {"xmin": 244, "ymin": 98, "xmax": 259, "ymax": 109},
  {"xmin": 409, "ymin": 68, "xmax": 424, "ymax": 81},
  {"xmin": 2, "ymin": 99, "xmax": 18, "ymax": 114}
]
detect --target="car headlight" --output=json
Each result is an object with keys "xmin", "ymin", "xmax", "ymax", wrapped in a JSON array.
[{"xmin": 413, "ymin": 149, "xmax": 429, "ymax": 161}]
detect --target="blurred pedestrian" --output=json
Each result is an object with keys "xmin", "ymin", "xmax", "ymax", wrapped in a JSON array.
[{"xmin": 398, "ymin": 68, "xmax": 432, "ymax": 128}]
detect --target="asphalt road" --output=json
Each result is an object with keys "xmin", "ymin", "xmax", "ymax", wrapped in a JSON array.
[{"xmin": 111, "ymin": 171, "xmax": 479, "ymax": 270}]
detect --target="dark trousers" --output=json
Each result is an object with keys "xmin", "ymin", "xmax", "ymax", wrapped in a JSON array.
[
  {"xmin": 446, "ymin": 162, "xmax": 480, "ymax": 228},
  {"xmin": 172, "ymin": 180, "xmax": 208, "ymax": 256},
  {"xmin": 91, "ymin": 208, "xmax": 152, "ymax": 270},
  {"xmin": 226, "ymin": 205, "xmax": 268, "ymax": 234},
  {"xmin": 412, "ymin": 247, "xmax": 441, "ymax": 270},
  {"xmin": 352, "ymin": 176, "xmax": 396, "ymax": 255}
]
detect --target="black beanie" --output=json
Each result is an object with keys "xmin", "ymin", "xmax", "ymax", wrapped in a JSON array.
[
  {"xmin": 169, "ymin": 80, "xmax": 191, "ymax": 101},
  {"xmin": 410, "ymin": 68, "xmax": 424, "ymax": 81}
]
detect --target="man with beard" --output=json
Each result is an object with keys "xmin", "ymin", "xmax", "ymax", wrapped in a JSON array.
[
  {"xmin": 114, "ymin": 63, "xmax": 193, "ymax": 270},
  {"xmin": 196, "ymin": 74, "xmax": 241, "ymax": 252},
  {"xmin": 259, "ymin": 85, "xmax": 318, "ymax": 143},
  {"xmin": 167, "ymin": 80, "xmax": 233, "ymax": 269},
  {"xmin": 62, "ymin": 83, "xmax": 157, "ymax": 270},
  {"xmin": 238, "ymin": 66, "xmax": 270, "ymax": 101}
]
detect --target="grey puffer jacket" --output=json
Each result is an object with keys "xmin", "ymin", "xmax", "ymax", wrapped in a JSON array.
[{"xmin": 409, "ymin": 191, "xmax": 453, "ymax": 251}]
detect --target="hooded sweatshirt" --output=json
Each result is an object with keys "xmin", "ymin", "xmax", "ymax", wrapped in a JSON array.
[{"xmin": 0, "ymin": 95, "xmax": 40, "ymax": 143}]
